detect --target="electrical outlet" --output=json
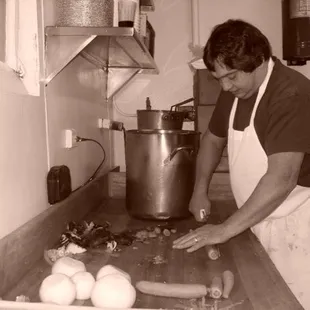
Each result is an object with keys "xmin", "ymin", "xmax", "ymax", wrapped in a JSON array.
[
  {"xmin": 63, "ymin": 129, "xmax": 78, "ymax": 148},
  {"xmin": 97, "ymin": 118, "xmax": 103, "ymax": 128},
  {"xmin": 98, "ymin": 118, "xmax": 124, "ymax": 131}
]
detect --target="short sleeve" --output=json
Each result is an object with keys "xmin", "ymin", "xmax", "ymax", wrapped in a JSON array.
[
  {"xmin": 265, "ymin": 94, "xmax": 310, "ymax": 155},
  {"xmin": 208, "ymin": 91, "xmax": 234, "ymax": 138}
]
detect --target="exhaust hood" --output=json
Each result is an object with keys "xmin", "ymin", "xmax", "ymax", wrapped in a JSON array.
[{"xmin": 44, "ymin": 26, "xmax": 159, "ymax": 99}]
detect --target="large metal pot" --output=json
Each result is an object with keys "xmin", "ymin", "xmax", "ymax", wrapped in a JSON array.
[{"xmin": 125, "ymin": 130, "xmax": 200, "ymax": 220}]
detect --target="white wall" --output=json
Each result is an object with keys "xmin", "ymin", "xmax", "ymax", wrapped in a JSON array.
[
  {"xmin": 43, "ymin": 0, "xmax": 113, "ymax": 188},
  {"xmin": 198, "ymin": 0, "xmax": 283, "ymax": 60},
  {"xmin": 45, "ymin": 57, "xmax": 112, "ymax": 189},
  {"xmin": 0, "ymin": 0, "xmax": 112, "ymax": 240},
  {"xmin": 197, "ymin": 0, "xmax": 310, "ymax": 78},
  {"xmin": 113, "ymin": 0, "xmax": 195, "ymax": 171},
  {"xmin": 0, "ymin": 1, "xmax": 5, "ymax": 61},
  {"xmin": 0, "ymin": 64, "xmax": 48, "ymax": 239}
]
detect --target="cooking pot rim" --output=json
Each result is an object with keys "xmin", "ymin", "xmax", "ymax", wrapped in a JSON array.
[
  {"xmin": 137, "ymin": 110, "xmax": 184, "ymax": 114},
  {"xmin": 126, "ymin": 129, "xmax": 201, "ymax": 135}
]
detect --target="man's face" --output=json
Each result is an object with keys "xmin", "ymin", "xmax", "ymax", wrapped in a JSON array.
[{"xmin": 211, "ymin": 60, "xmax": 258, "ymax": 99}]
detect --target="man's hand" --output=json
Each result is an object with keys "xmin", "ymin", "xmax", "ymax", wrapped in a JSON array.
[
  {"xmin": 189, "ymin": 192, "xmax": 211, "ymax": 222},
  {"xmin": 172, "ymin": 224, "xmax": 229, "ymax": 253}
]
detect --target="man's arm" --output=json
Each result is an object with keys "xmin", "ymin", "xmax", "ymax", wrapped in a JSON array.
[
  {"xmin": 193, "ymin": 129, "xmax": 227, "ymax": 195},
  {"xmin": 223, "ymin": 152, "xmax": 304, "ymax": 238}
]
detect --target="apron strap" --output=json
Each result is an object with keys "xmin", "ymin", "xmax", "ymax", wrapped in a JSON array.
[
  {"xmin": 249, "ymin": 58, "xmax": 275, "ymax": 125},
  {"xmin": 229, "ymin": 98, "xmax": 238, "ymax": 129}
]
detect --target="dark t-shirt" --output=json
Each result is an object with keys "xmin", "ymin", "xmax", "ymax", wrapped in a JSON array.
[{"xmin": 209, "ymin": 57, "xmax": 310, "ymax": 187}]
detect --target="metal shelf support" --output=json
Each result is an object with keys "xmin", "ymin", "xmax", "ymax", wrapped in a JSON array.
[{"xmin": 44, "ymin": 27, "xmax": 159, "ymax": 99}]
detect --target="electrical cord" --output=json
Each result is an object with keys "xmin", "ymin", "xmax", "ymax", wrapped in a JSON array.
[
  {"xmin": 71, "ymin": 136, "xmax": 106, "ymax": 193},
  {"xmin": 122, "ymin": 127, "xmax": 127, "ymax": 148},
  {"xmin": 113, "ymin": 97, "xmax": 137, "ymax": 117}
]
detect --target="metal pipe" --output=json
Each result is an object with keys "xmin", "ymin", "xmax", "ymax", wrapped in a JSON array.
[{"xmin": 191, "ymin": 0, "xmax": 200, "ymax": 46}]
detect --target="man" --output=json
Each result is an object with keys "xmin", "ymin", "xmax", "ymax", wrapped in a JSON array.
[{"xmin": 173, "ymin": 19, "xmax": 310, "ymax": 308}]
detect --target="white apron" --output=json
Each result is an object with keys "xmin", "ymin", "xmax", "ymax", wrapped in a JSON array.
[{"xmin": 228, "ymin": 58, "xmax": 310, "ymax": 309}]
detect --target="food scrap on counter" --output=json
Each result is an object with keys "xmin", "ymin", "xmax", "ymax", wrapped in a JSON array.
[
  {"xmin": 15, "ymin": 295, "xmax": 30, "ymax": 302},
  {"xmin": 175, "ymin": 297, "xmax": 244, "ymax": 310},
  {"xmin": 150, "ymin": 255, "xmax": 168, "ymax": 265},
  {"xmin": 44, "ymin": 221, "xmax": 177, "ymax": 264},
  {"xmin": 135, "ymin": 225, "xmax": 177, "ymax": 243},
  {"xmin": 44, "ymin": 220, "xmax": 135, "ymax": 264}
]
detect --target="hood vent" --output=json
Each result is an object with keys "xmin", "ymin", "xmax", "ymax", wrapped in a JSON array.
[{"xmin": 44, "ymin": 26, "xmax": 159, "ymax": 99}]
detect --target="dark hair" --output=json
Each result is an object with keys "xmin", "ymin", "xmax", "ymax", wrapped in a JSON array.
[{"xmin": 203, "ymin": 19, "xmax": 272, "ymax": 72}]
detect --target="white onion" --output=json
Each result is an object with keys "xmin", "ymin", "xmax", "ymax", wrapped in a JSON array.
[
  {"xmin": 96, "ymin": 264, "xmax": 131, "ymax": 282},
  {"xmin": 39, "ymin": 273, "xmax": 76, "ymax": 305},
  {"xmin": 91, "ymin": 274, "xmax": 136, "ymax": 308},
  {"xmin": 52, "ymin": 257, "xmax": 86, "ymax": 277},
  {"xmin": 71, "ymin": 271, "xmax": 95, "ymax": 300}
]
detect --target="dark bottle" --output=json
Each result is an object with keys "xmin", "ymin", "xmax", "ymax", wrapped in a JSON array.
[{"xmin": 282, "ymin": 0, "xmax": 310, "ymax": 66}]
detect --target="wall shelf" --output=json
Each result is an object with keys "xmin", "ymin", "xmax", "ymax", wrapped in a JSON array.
[{"xmin": 44, "ymin": 26, "xmax": 159, "ymax": 99}]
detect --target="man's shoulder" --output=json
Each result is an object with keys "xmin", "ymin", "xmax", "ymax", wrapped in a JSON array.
[{"xmin": 268, "ymin": 57, "xmax": 310, "ymax": 101}]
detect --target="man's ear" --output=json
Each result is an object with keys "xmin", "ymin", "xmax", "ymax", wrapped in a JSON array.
[{"xmin": 258, "ymin": 56, "xmax": 266, "ymax": 68}]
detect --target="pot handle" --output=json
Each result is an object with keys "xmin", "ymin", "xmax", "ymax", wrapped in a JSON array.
[
  {"xmin": 170, "ymin": 97, "xmax": 194, "ymax": 111},
  {"xmin": 164, "ymin": 146, "xmax": 195, "ymax": 164}
]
